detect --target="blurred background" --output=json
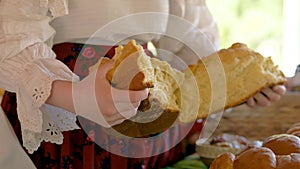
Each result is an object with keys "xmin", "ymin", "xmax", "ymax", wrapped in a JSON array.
[
  {"xmin": 0, "ymin": 0, "xmax": 299, "ymax": 99},
  {"xmin": 207, "ymin": 0, "xmax": 300, "ymax": 77}
]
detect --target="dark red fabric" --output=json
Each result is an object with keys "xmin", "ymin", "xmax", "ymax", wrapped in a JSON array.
[{"xmin": 1, "ymin": 42, "xmax": 204, "ymax": 169}]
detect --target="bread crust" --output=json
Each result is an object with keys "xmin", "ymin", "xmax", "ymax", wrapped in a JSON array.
[
  {"xmin": 106, "ymin": 40, "xmax": 154, "ymax": 90},
  {"xmin": 233, "ymin": 147, "xmax": 277, "ymax": 169},
  {"xmin": 209, "ymin": 152, "xmax": 235, "ymax": 169},
  {"xmin": 262, "ymin": 134, "xmax": 300, "ymax": 155},
  {"xmin": 182, "ymin": 43, "xmax": 286, "ymax": 119},
  {"xmin": 112, "ymin": 101, "xmax": 179, "ymax": 137},
  {"xmin": 276, "ymin": 153, "xmax": 300, "ymax": 169},
  {"xmin": 210, "ymin": 134, "xmax": 300, "ymax": 169},
  {"xmin": 91, "ymin": 41, "xmax": 287, "ymax": 137},
  {"xmin": 287, "ymin": 125, "xmax": 300, "ymax": 138}
]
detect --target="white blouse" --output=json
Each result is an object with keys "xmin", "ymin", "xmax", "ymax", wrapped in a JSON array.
[{"xmin": 0, "ymin": 0, "xmax": 219, "ymax": 160}]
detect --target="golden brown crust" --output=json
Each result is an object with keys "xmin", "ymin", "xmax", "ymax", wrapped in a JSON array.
[
  {"xmin": 112, "ymin": 98, "xmax": 179, "ymax": 137},
  {"xmin": 112, "ymin": 106, "xmax": 179, "ymax": 137},
  {"xmin": 106, "ymin": 39, "xmax": 154, "ymax": 90},
  {"xmin": 262, "ymin": 134, "xmax": 300, "ymax": 155},
  {"xmin": 182, "ymin": 42, "xmax": 286, "ymax": 119},
  {"xmin": 233, "ymin": 147, "xmax": 277, "ymax": 169},
  {"xmin": 211, "ymin": 133, "xmax": 300, "ymax": 168},
  {"xmin": 209, "ymin": 152, "xmax": 235, "ymax": 169},
  {"xmin": 287, "ymin": 125, "xmax": 300, "ymax": 138},
  {"xmin": 276, "ymin": 153, "xmax": 300, "ymax": 169},
  {"xmin": 90, "ymin": 41, "xmax": 287, "ymax": 137},
  {"xmin": 89, "ymin": 40, "xmax": 154, "ymax": 91}
]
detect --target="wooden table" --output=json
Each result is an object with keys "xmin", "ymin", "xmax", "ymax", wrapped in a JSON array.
[{"xmin": 213, "ymin": 92, "xmax": 300, "ymax": 140}]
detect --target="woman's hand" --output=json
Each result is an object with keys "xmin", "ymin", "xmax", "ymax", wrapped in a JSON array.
[
  {"xmin": 286, "ymin": 72, "xmax": 300, "ymax": 91},
  {"xmin": 73, "ymin": 60, "xmax": 149, "ymax": 127},
  {"xmin": 246, "ymin": 85, "xmax": 286, "ymax": 107}
]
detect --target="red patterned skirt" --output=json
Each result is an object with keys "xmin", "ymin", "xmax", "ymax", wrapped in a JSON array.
[{"xmin": 1, "ymin": 42, "xmax": 203, "ymax": 169}]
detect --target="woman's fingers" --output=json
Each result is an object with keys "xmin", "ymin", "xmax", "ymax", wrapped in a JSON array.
[
  {"xmin": 253, "ymin": 92, "xmax": 271, "ymax": 106},
  {"xmin": 246, "ymin": 85, "xmax": 286, "ymax": 108},
  {"xmin": 113, "ymin": 102, "xmax": 140, "ymax": 113},
  {"xmin": 97, "ymin": 60, "xmax": 115, "ymax": 78},
  {"xmin": 104, "ymin": 108, "xmax": 138, "ymax": 127},
  {"xmin": 247, "ymin": 97, "xmax": 256, "ymax": 107},
  {"xmin": 261, "ymin": 87, "xmax": 280, "ymax": 102},
  {"xmin": 272, "ymin": 85, "xmax": 286, "ymax": 95}
]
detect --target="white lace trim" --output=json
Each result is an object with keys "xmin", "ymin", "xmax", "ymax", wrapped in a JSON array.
[
  {"xmin": 17, "ymin": 62, "xmax": 75, "ymax": 133},
  {"xmin": 17, "ymin": 74, "xmax": 80, "ymax": 154},
  {"xmin": 11, "ymin": 43, "xmax": 80, "ymax": 153},
  {"xmin": 16, "ymin": 77, "xmax": 51, "ymax": 134},
  {"xmin": 23, "ymin": 104, "xmax": 79, "ymax": 154},
  {"xmin": 17, "ymin": 72, "xmax": 80, "ymax": 154}
]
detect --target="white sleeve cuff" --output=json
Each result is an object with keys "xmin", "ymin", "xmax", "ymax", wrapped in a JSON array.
[{"xmin": 0, "ymin": 43, "xmax": 80, "ymax": 153}]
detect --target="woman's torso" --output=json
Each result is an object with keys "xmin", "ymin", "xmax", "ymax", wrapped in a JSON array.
[{"xmin": 51, "ymin": 0, "xmax": 169, "ymax": 45}]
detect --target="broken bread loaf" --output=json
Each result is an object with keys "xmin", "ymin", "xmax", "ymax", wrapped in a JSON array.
[
  {"xmin": 91, "ymin": 41, "xmax": 286, "ymax": 137},
  {"xmin": 90, "ymin": 40, "xmax": 184, "ymax": 137}
]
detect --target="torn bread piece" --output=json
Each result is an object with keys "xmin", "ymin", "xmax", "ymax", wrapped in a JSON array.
[
  {"xmin": 90, "ymin": 40, "xmax": 154, "ymax": 90},
  {"xmin": 90, "ymin": 40, "xmax": 184, "ymax": 137},
  {"xmin": 113, "ymin": 57, "xmax": 184, "ymax": 137}
]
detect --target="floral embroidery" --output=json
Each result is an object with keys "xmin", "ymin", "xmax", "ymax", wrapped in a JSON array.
[
  {"xmin": 82, "ymin": 47, "xmax": 96, "ymax": 58},
  {"xmin": 46, "ymin": 123, "xmax": 59, "ymax": 136},
  {"xmin": 32, "ymin": 87, "xmax": 45, "ymax": 102}
]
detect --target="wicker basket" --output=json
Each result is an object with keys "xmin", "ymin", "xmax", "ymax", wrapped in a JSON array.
[{"xmin": 212, "ymin": 92, "xmax": 300, "ymax": 141}]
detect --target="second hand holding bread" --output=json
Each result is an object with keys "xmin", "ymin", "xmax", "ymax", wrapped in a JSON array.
[{"xmin": 179, "ymin": 43, "xmax": 286, "ymax": 121}]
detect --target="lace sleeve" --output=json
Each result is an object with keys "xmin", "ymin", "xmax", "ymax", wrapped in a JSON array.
[{"xmin": 0, "ymin": 43, "xmax": 80, "ymax": 153}]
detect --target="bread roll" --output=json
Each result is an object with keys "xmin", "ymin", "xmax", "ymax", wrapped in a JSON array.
[
  {"xmin": 233, "ymin": 147, "xmax": 277, "ymax": 169},
  {"xmin": 91, "ymin": 41, "xmax": 286, "ymax": 137},
  {"xmin": 287, "ymin": 127, "xmax": 300, "ymax": 138},
  {"xmin": 209, "ymin": 152, "xmax": 235, "ymax": 169},
  {"xmin": 276, "ymin": 153, "xmax": 300, "ymax": 169},
  {"xmin": 262, "ymin": 134, "xmax": 300, "ymax": 155},
  {"xmin": 291, "ymin": 122, "xmax": 300, "ymax": 128},
  {"xmin": 210, "ymin": 134, "xmax": 300, "ymax": 168},
  {"xmin": 287, "ymin": 124, "xmax": 300, "ymax": 138}
]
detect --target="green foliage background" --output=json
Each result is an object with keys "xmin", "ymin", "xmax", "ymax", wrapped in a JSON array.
[{"xmin": 207, "ymin": 0, "xmax": 284, "ymax": 50}]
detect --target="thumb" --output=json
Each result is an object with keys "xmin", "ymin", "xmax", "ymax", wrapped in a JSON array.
[{"xmin": 97, "ymin": 59, "xmax": 115, "ymax": 78}]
